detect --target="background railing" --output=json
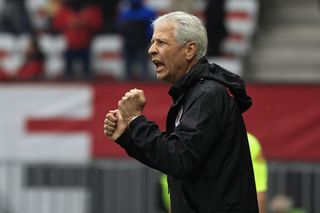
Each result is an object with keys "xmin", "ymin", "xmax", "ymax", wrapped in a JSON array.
[{"xmin": 0, "ymin": 160, "xmax": 319, "ymax": 213}]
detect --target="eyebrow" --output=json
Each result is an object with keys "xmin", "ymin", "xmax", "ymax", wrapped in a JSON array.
[{"xmin": 151, "ymin": 37, "xmax": 170, "ymax": 44}]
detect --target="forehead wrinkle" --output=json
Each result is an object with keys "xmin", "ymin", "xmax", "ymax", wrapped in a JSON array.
[
  {"xmin": 152, "ymin": 25, "xmax": 177, "ymax": 44},
  {"xmin": 154, "ymin": 21, "xmax": 176, "ymax": 34}
]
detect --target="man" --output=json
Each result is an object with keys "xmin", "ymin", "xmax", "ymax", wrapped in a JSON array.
[
  {"xmin": 104, "ymin": 11, "xmax": 258, "ymax": 213},
  {"xmin": 52, "ymin": 0, "xmax": 103, "ymax": 80},
  {"xmin": 117, "ymin": 0, "xmax": 156, "ymax": 80},
  {"xmin": 247, "ymin": 132, "xmax": 268, "ymax": 213},
  {"xmin": 205, "ymin": 0, "xmax": 227, "ymax": 57}
]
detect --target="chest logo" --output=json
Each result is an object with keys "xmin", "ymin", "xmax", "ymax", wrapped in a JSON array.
[{"xmin": 175, "ymin": 106, "xmax": 184, "ymax": 127}]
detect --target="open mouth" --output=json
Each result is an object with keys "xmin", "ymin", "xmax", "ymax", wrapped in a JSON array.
[{"xmin": 153, "ymin": 60, "xmax": 165, "ymax": 71}]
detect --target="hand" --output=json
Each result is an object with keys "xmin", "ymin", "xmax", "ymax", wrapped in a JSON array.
[
  {"xmin": 118, "ymin": 88, "xmax": 146, "ymax": 124},
  {"xmin": 104, "ymin": 109, "xmax": 127, "ymax": 141}
]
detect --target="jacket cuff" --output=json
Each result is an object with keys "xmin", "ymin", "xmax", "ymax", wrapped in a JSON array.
[
  {"xmin": 129, "ymin": 115, "xmax": 146, "ymax": 129},
  {"xmin": 115, "ymin": 128, "xmax": 131, "ymax": 148},
  {"xmin": 115, "ymin": 115, "xmax": 146, "ymax": 148}
]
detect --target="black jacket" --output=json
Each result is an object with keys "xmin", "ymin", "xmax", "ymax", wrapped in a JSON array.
[{"xmin": 116, "ymin": 58, "xmax": 258, "ymax": 213}]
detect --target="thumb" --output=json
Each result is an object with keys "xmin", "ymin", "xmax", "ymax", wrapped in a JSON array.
[
  {"xmin": 109, "ymin": 109, "xmax": 118, "ymax": 114},
  {"xmin": 115, "ymin": 110, "xmax": 124, "ymax": 121}
]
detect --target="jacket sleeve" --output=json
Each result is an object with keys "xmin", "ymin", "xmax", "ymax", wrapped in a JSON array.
[{"xmin": 115, "ymin": 88, "xmax": 225, "ymax": 178}]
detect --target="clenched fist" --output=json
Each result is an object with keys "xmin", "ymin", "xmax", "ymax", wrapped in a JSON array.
[
  {"xmin": 104, "ymin": 109, "xmax": 127, "ymax": 141},
  {"xmin": 118, "ymin": 88, "xmax": 146, "ymax": 124}
]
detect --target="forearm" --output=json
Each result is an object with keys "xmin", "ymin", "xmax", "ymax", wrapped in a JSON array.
[
  {"xmin": 121, "ymin": 116, "xmax": 212, "ymax": 178},
  {"xmin": 115, "ymin": 123, "xmax": 165, "ymax": 170}
]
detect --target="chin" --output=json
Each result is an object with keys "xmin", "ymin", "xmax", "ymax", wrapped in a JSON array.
[
  {"xmin": 156, "ymin": 73, "xmax": 168, "ymax": 82},
  {"xmin": 156, "ymin": 71, "xmax": 163, "ymax": 78},
  {"xmin": 156, "ymin": 73, "xmax": 164, "ymax": 80}
]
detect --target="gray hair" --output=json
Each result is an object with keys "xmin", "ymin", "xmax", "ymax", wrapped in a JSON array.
[{"xmin": 152, "ymin": 11, "xmax": 208, "ymax": 59}]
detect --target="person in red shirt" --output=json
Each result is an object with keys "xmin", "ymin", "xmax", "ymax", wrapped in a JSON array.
[
  {"xmin": 53, "ymin": 0, "xmax": 103, "ymax": 80},
  {"xmin": 0, "ymin": 35, "xmax": 44, "ymax": 81},
  {"xmin": 15, "ymin": 35, "xmax": 45, "ymax": 80}
]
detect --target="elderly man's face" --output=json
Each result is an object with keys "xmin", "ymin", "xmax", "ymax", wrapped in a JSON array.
[{"xmin": 148, "ymin": 21, "xmax": 190, "ymax": 84}]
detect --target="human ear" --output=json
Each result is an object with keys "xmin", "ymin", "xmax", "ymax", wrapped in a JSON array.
[{"xmin": 185, "ymin": 41, "xmax": 197, "ymax": 60}]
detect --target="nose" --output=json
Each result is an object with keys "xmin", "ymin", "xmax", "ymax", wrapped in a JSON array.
[{"xmin": 148, "ymin": 42, "xmax": 157, "ymax": 56}]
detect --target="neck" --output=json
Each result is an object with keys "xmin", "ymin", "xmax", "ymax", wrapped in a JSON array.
[{"xmin": 185, "ymin": 58, "xmax": 199, "ymax": 74}]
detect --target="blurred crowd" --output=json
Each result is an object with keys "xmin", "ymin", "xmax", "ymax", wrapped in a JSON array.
[
  {"xmin": 0, "ymin": 0, "xmax": 117, "ymax": 81},
  {"xmin": 0, "ymin": 0, "xmax": 240, "ymax": 81}
]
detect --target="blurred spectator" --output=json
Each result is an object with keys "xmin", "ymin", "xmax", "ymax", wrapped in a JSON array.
[
  {"xmin": 117, "ymin": 0, "xmax": 156, "ymax": 80},
  {"xmin": 0, "ymin": 70, "xmax": 7, "ymax": 81},
  {"xmin": 247, "ymin": 132, "xmax": 268, "ymax": 213},
  {"xmin": 96, "ymin": 0, "xmax": 121, "ymax": 33},
  {"xmin": 204, "ymin": 0, "xmax": 227, "ymax": 57},
  {"xmin": 0, "ymin": 0, "xmax": 32, "ymax": 34},
  {"xmin": 270, "ymin": 194, "xmax": 306, "ymax": 213},
  {"xmin": 15, "ymin": 35, "xmax": 45, "ymax": 80},
  {"xmin": 52, "ymin": 0, "xmax": 103, "ymax": 80},
  {"xmin": 158, "ymin": 174, "xmax": 170, "ymax": 213},
  {"xmin": 38, "ymin": 0, "xmax": 63, "ymax": 33},
  {"xmin": 0, "ymin": 35, "xmax": 44, "ymax": 81},
  {"xmin": 43, "ymin": 0, "xmax": 62, "ymax": 19}
]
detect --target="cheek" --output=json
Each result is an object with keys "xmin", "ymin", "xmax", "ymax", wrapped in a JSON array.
[
  {"xmin": 166, "ymin": 50, "xmax": 181, "ymax": 65},
  {"xmin": 169, "ymin": 54, "xmax": 185, "ymax": 70}
]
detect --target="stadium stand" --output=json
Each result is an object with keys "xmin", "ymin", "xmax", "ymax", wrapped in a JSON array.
[
  {"xmin": 0, "ymin": 0, "xmax": 259, "ymax": 80},
  {"xmin": 0, "ymin": 34, "xmax": 28, "ymax": 78},
  {"xmin": 38, "ymin": 34, "xmax": 66, "ymax": 78},
  {"xmin": 91, "ymin": 35, "xmax": 125, "ymax": 80},
  {"xmin": 246, "ymin": 0, "xmax": 320, "ymax": 83}
]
